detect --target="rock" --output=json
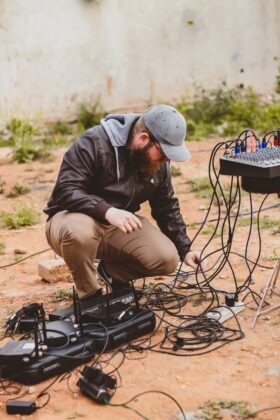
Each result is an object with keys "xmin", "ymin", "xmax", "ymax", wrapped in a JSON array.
[
  {"xmin": 38, "ymin": 258, "xmax": 72, "ymax": 283},
  {"xmin": 14, "ymin": 248, "xmax": 27, "ymax": 255},
  {"xmin": 265, "ymin": 367, "xmax": 280, "ymax": 376}
]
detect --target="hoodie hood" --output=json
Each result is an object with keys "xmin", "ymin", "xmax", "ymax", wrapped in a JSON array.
[{"xmin": 101, "ymin": 113, "xmax": 140, "ymax": 181}]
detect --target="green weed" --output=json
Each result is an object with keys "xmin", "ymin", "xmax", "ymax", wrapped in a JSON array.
[
  {"xmin": 36, "ymin": 147, "xmax": 55, "ymax": 163},
  {"xmin": 189, "ymin": 292, "xmax": 212, "ymax": 307},
  {"xmin": 0, "ymin": 242, "xmax": 6, "ymax": 255},
  {"xmin": 263, "ymin": 248, "xmax": 278, "ymax": 261},
  {"xmin": 67, "ymin": 412, "xmax": 85, "ymax": 419},
  {"xmin": 187, "ymin": 177, "xmax": 214, "ymax": 199},
  {"xmin": 12, "ymin": 132, "xmax": 39, "ymax": 163},
  {"xmin": 200, "ymin": 399, "xmax": 253, "ymax": 419},
  {"xmin": 7, "ymin": 118, "xmax": 35, "ymax": 138},
  {"xmin": 176, "ymin": 83, "xmax": 280, "ymax": 140},
  {"xmin": 49, "ymin": 121, "xmax": 72, "ymax": 135},
  {"xmin": 54, "ymin": 289, "xmax": 73, "ymax": 300},
  {"xmin": 43, "ymin": 134, "xmax": 68, "ymax": 147},
  {"xmin": 170, "ymin": 165, "xmax": 182, "ymax": 177},
  {"xmin": 77, "ymin": 100, "xmax": 106, "ymax": 132},
  {"xmin": 237, "ymin": 215, "xmax": 279, "ymax": 231},
  {"xmin": 1, "ymin": 207, "xmax": 40, "ymax": 229},
  {"xmin": 201, "ymin": 225, "xmax": 222, "ymax": 237},
  {"xmin": 7, "ymin": 183, "xmax": 31, "ymax": 198}
]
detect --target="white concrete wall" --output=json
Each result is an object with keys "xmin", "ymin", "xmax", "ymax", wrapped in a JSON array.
[{"xmin": 0, "ymin": 0, "xmax": 279, "ymax": 121}]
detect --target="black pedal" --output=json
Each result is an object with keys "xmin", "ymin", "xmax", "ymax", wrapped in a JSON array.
[
  {"xmin": 0, "ymin": 340, "xmax": 38, "ymax": 366},
  {"xmin": 84, "ymin": 309, "xmax": 156, "ymax": 352},
  {"xmin": 0, "ymin": 337, "xmax": 95, "ymax": 384},
  {"xmin": 44, "ymin": 320, "xmax": 78, "ymax": 347},
  {"xmin": 17, "ymin": 318, "xmax": 36, "ymax": 333},
  {"xmin": 49, "ymin": 289, "xmax": 136, "ymax": 322}
]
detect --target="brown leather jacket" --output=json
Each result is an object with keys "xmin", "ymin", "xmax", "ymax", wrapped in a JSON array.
[{"xmin": 44, "ymin": 125, "xmax": 191, "ymax": 260}]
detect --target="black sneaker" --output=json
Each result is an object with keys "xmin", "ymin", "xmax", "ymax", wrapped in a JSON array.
[{"xmin": 97, "ymin": 261, "xmax": 132, "ymax": 293}]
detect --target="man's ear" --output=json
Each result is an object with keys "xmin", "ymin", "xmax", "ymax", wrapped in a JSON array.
[{"xmin": 137, "ymin": 132, "xmax": 150, "ymax": 148}]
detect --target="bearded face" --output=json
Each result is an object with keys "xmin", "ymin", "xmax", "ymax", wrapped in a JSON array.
[{"xmin": 130, "ymin": 142, "xmax": 161, "ymax": 175}]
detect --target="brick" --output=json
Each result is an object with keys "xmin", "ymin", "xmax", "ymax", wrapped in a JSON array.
[{"xmin": 38, "ymin": 258, "xmax": 72, "ymax": 283}]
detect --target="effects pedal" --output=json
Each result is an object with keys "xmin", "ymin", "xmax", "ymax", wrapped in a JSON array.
[
  {"xmin": 84, "ymin": 308, "xmax": 156, "ymax": 352},
  {"xmin": 0, "ymin": 340, "xmax": 39, "ymax": 366},
  {"xmin": 49, "ymin": 288, "xmax": 137, "ymax": 322}
]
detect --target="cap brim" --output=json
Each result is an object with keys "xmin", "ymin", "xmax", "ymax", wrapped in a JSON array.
[{"xmin": 161, "ymin": 142, "xmax": 191, "ymax": 162}]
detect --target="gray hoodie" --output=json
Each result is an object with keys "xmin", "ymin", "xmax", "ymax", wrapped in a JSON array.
[{"xmin": 101, "ymin": 113, "xmax": 140, "ymax": 181}]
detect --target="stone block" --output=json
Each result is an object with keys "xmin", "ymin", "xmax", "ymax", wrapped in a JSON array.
[{"xmin": 38, "ymin": 258, "xmax": 72, "ymax": 283}]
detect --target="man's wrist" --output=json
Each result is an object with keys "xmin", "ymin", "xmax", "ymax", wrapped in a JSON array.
[{"xmin": 94, "ymin": 201, "xmax": 112, "ymax": 222}]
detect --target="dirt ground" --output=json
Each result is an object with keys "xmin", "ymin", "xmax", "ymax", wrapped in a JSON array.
[{"xmin": 0, "ymin": 139, "xmax": 279, "ymax": 420}]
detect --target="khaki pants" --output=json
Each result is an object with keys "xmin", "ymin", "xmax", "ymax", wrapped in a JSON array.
[{"xmin": 45, "ymin": 211, "xmax": 179, "ymax": 299}]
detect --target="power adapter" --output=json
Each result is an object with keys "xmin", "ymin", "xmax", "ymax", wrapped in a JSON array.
[{"xmin": 6, "ymin": 400, "xmax": 37, "ymax": 415}]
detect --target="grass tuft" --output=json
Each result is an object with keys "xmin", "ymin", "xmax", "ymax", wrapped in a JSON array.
[
  {"xmin": 170, "ymin": 165, "xmax": 182, "ymax": 177},
  {"xmin": 7, "ymin": 183, "xmax": 31, "ymax": 198},
  {"xmin": 0, "ymin": 242, "xmax": 6, "ymax": 255},
  {"xmin": 1, "ymin": 207, "xmax": 40, "ymax": 229},
  {"xmin": 77, "ymin": 100, "xmax": 106, "ymax": 132}
]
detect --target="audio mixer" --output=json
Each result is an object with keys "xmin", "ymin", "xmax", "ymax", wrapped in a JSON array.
[{"xmin": 220, "ymin": 146, "xmax": 280, "ymax": 178}]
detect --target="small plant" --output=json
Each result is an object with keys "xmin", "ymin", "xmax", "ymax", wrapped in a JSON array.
[
  {"xmin": 0, "ymin": 242, "xmax": 6, "ymax": 255},
  {"xmin": 1, "ymin": 207, "xmax": 40, "ymax": 229},
  {"xmin": 7, "ymin": 118, "xmax": 35, "ymax": 138},
  {"xmin": 187, "ymin": 177, "xmax": 214, "ymax": 199},
  {"xmin": 176, "ymin": 83, "xmax": 280, "ymax": 140},
  {"xmin": 170, "ymin": 165, "xmax": 182, "ymax": 177},
  {"xmin": 201, "ymin": 225, "xmax": 222, "ymax": 238},
  {"xmin": 189, "ymin": 292, "xmax": 212, "ymax": 307},
  {"xmin": 14, "ymin": 254, "xmax": 22, "ymax": 262},
  {"xmin": 36, "ymin": 147, "xmax": 55, "ymax": 163},
  {"xmin": 7, "ymin": 183, "xmax": 31, "ymax": 198},
  {"xmin": 237, "ymin": 215, "xmax": 280, "ymax": 231},
  {"xmin": 77, "ymin": 100, "xmax": 106, "ymax": 132},
  {"xmin": 263, "ymin": 248, "xmax": 278, "ymax": 261},
  {"xmin": 54, "ymin": 289, "xmax": 73, "ymax": 300},
  {"xmin": 67, "ymin": 411, "xmax": 85, "ymax": 419},
  {"xmin": 49, "ymin": 121, "xmax": 72, "ymax": 135},
  {"xmin": 43, "ymin": 134, "xmax": 68, "ymax": 148},
  {"xmin": 12, "ymin": 133, "xmax": 39, "ymax": 163},
  {"xmin": 200, "ymin": 399, "xmax": 253, "ymax": 419}
]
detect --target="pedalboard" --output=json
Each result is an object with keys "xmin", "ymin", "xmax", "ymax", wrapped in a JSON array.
[{"xmin": 0, "ymin": 290, "xmax": 155, "ymax": 385}]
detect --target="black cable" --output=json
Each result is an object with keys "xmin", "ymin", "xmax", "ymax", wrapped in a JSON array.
[
  {"xmin": 246, "ymin": 405, "xmax": 280, "ymax": 418},
  {"xmin": 109, "ymin": 389, "xmax": 186, "ymax": 420},
  {"xmin": 0, "ymin": 248, "xmax": 50, "ymax": 269},
  {"xmin": 36, "ymin": 374, "xmax": 63, "ymax": 409}
]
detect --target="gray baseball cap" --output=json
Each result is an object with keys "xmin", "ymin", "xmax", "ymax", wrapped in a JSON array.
[{"xmin": 142, "ymin": 104, "xmax": 191, "ymax": 162}]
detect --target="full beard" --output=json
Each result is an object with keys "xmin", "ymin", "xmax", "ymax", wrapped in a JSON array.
[{"xmin": 130, "ymin": 143, "xmax": 161, "ymax": 175}]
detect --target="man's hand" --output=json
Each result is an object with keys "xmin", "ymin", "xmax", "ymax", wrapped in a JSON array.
[
  {"xmin": 183, "ymin": 251, "xmax": 205, "ymax": 272},
  {"xmin": 105, "ymin": 208, "xmax": 143, "ymax": 234}
]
